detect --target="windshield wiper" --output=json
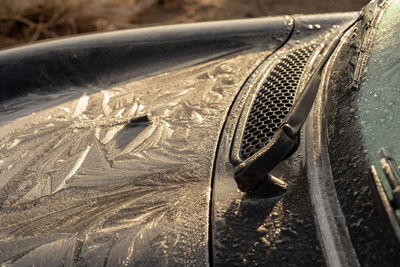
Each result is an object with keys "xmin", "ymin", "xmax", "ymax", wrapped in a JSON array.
[
  {"xmin": 234, "ymin": 16, "xmax": 363, "ymax": 195},
  {"xmin": 370, "ymin": 148, "xmax": 400, "ymax": 242},
  {"xmin": 379, "ymin": 148, "xmax": 400, "ymax": 208}
]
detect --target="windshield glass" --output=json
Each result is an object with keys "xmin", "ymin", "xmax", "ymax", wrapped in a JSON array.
[{"xmin": 356, "ymin": 0, "xmax": 400, "ymax": 195}]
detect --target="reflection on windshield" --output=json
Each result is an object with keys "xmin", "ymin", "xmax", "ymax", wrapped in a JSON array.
[{"xmin": 357, "ymin": 0, "xmax": 400, "ymax": 196}]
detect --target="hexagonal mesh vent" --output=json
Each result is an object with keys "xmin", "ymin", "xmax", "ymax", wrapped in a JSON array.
[{"xmin": 240, "ymin": 45, "xmax": 316, "ymax": 160}]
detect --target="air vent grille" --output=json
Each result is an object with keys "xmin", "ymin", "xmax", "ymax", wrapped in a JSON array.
[{"xmin": 240, "ymin": 45, "xmax": 316, "ymax": 160}]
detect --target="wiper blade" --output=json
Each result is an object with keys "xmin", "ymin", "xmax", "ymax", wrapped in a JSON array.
[{"xmin": 348, "ymin": 0, "xmax": 387, "ymax": 90}]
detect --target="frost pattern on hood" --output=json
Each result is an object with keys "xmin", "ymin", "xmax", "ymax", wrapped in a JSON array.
[{"xmin": 0, "ymin": 51, "xmax": 268, "ymax": 265}]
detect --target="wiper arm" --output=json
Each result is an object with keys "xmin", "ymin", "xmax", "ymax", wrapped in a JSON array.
[
  {"xmin": 370, "ymin": 148, "xmax": 400, "ymax": 242},
  {"xmin": 234, "ymin": 16, "xmax": 363, "ymax": 195},
  {"xmin": 379, "ymin": 148, "xmax": 400, "ymax": 208}
]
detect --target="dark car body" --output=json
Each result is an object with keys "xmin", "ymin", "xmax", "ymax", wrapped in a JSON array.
[{"xmin": 0, "ymin": 1, "xmax": 399, "ymax": 265}]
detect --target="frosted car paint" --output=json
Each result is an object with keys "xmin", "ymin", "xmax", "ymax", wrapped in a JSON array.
[{"xmin": 0, "ymin": 10, "xmax": 387, "ymax": 266}]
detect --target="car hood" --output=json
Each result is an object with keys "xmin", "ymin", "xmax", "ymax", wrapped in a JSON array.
[
  {"xmin": 0, "ymin": 50, "xmax": 268, "ymax": 266},
  {"xmin": 0, "ymin": 13, "xmax": 355, "ymax": 266}
]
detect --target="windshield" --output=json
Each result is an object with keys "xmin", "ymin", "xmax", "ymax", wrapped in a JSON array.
[{"xmin": 356, "ymin": 0, "xmax": 400, "ymax": 196}]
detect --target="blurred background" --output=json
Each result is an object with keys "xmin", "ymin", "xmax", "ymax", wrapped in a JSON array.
[{"xmin": 0, "ymin": 0, "xmax": 368, "ymax": 49}]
